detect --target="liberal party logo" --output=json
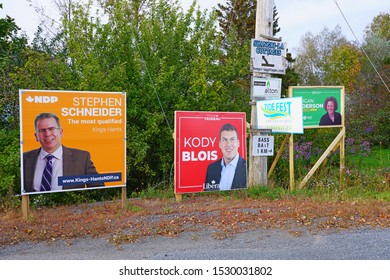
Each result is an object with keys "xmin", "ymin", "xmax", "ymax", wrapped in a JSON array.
[
  {"xmin": 26, "ymin": 95, "xmax": 59, "ymax": 104},
  {"xmin": 205, "ymin": 180, "xmax": 219, "ymax": 190}
]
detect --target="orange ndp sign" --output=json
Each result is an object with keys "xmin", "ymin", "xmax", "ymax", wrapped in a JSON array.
[{"xmin": 19, "ymin": 90, "xmax": 126, "ymax": 194}]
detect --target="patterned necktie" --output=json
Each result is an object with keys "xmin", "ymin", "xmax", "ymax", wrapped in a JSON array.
[{"xmin": 40, "ymin": 154, "xmax": 54, "ymax": 191}]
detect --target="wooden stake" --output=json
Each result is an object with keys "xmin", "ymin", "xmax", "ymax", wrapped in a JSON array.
[
  {"xmin": 22, "ymin": 195, "xmax": 30, "ymax": 220},
  {"xmin": 298, "ymin": 128, "xmax": 346, "ymax": 189},
  {"xmin": 289, "ymin": 134, "xmax": 295, "ymax": 191},
  {"xmin": 339, "ymin": 127, "xmax": 346, "ymax": 188},
  {"xmin": 268, "ymin": 134, "xmax": 290, "ymax": 178},
  {"xmin": 121, "ymin": 186, "xmax": 127, "ymax": 209}
]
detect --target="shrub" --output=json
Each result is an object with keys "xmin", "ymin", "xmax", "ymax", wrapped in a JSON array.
[
  {"xmin": 372, "ymin": 109, "xmax": 390, "ymax": 147},
  {"xmin": 0, "ymin": 129, "xmax": 21, "ymax": 206}
]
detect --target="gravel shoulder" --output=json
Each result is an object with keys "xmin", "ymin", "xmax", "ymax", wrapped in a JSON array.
[
  {"xmin": 1, "ymin": 227, "xmax": 389, "ymax": 260},
  {"xmin": 1, "ymin": 196, "xmax": 389, "ymax": 260}
]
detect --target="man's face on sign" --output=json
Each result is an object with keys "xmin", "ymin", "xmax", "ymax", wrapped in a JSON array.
[
  {"xmin": 219, "ymin": 129, "xmax": 239, "ymax": 165},
  {"xmin": 34, "ymin": 117, "xmax": 63, "ymax": 153}
]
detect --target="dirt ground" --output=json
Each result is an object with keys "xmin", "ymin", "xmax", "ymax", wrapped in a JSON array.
[{"xmin": 1, "ymin": 195, "xmax": 389, "ymax": 247}]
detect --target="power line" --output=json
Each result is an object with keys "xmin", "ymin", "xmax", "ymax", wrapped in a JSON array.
[
  {"xmin": 132, "ymin": 31, "xmax": 172, "ymax": 131},
  {"xmin": 333, "ymin": 0, "xmax": 390, "ymax": 93}
]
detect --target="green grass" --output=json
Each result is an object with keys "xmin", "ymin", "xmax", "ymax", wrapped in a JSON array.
[
  {"xmin": 20, "ymin": 146, "xmax": 390, "ymax": 210},
  {"xmin": 251, "ymin": 146, "xmax": 390, "ymax": 202},
  {"xmin": 192, "ymin": 146, "xmax": 390, "ymax": 203},
  {"xmin": 348, "ymin": 145, "xmax": 390, "ymax": 171}
]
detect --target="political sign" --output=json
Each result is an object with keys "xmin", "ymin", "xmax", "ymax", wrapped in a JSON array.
[
  {"xmin": 175, "ymin": 111, "xmax": 247, "ymax": 194},
  {"xmin": 19, "ymin": 90, "xmax": 126, "ymax": 194},
  {"xmin": 290, "ymin": 86, "xmax": 344, "ymax": 128}
]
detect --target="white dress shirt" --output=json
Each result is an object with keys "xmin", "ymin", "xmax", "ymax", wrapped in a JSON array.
[
  {"xmin": 218, "ymin": 154, "xmax": 239, "ymax": 190},
  {"xmin": 33, "ymin": 146, "xmax": 64, "ymax": 191}
]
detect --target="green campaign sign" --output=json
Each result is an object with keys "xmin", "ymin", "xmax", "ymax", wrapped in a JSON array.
[{"xmin": 290, "ymin": 86, "xmax": 344, "ymax": 128}]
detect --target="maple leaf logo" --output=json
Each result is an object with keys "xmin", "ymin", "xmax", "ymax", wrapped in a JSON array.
[{"xmin": 26, "ymin": 96, "xmax": 34, "ymax": 103}]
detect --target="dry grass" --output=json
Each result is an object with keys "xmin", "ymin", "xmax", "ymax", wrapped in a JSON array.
[{"xmin": 1, "ymin": 195, "xmax": 389, "ymax": 246}]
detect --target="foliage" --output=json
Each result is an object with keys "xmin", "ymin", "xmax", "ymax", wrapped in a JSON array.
[
  {"xmin": 0, "ymin": 4, "xmax": 25, "ymax": 205},
  {"xmin": 246, "ymin": 185, "xmax": 287, "ymax": 200},
  {"xmin": 371, "ymin": 108, "xmax": 390, "ymax": 147},
  {"xmin": 216, "ymin": 1, "xmax": 281, "ymax": 49},
  {"xmin": 272, "ymin": 5, "xmax": 281, "ymax": 36},
  {"xmin": 0, "ymin": 1, "xmax": 389, "ymax": 208},
  {"xmin": 215, "ymin": 0, "xmax": 300, "ymax": 106},
  {"xmin": 323, "ymin": 43, "xmax": 361, "ymax": 89},
  {"xmin": 216, "ymin": 0, "xmax": 256, "ymax": 49},
  {"xmin": 59, "ymin": 0, "xmax": 253, "ymax": 191},
  {"xmin": 272, "ymin": 11, "xmax": 300, "ymax": 96},
  {"xmin": 130, "ymin": 184, "xmax": 174, "ymax": 199},
  {"xmin": 346, "ymin": 143, "xmax": 389, "ymax": 173},
  {"xmin": 267, "ymin": 128, "xmax": 387, "ymax": 192},
  {"xmin": 364, "ymin": 12, "xmax": 390, "ymax": 40},
  {"xmin": 0, "ymin": 3, "xmax": 28, "ymax": 129},
  {"xmin": 293, "ymin": 13, "xmax": 389, "ymax": 148},
  {"xmin": 29, "ymin": 187, "xmax": 121, "ymax": 208},
  {"xmin": 346, "ymin": 13, "xmax": 390, "ymax": 144},
  {"xmin": 294, "ymin": 26, "xmax": 349, "ymax": 86},
  {"xmin": 10, "ymin": 48, "xmax": 78, "ymax": 90},
  {"xmin": 0, "ymin": 129, "xmax": 20, "ymax": 206}
]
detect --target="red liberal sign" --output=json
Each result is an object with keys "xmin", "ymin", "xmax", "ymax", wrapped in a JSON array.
[{"xmin": 174, "ymin": 111, "xmax": 247, "ymax": 194}]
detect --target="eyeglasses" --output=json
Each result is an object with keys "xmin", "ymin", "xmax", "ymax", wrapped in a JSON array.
[{"xmin": 36, "ymin": 127, "xmax": 60, "ymax": 134}]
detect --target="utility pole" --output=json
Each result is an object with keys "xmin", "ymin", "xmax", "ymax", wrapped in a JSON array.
[{"xmin": 248, "ymin": 0, "xmax": 274, "ymax": 187}]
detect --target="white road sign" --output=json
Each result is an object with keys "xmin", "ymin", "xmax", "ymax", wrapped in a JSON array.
[
  {"xmin": 252, "ymin": 136, "xmax": 274, "ymax": 156},
  {"xmin": 251, "ymin": 77, "xmax": 282, "ymax": 100},
  {"xmin": 250, "ymin": 39, "xmax": 286, "ymax": 74},
  {"xmin": 256, "ymin": 97, "xmax": 304, "ymax": 134}
]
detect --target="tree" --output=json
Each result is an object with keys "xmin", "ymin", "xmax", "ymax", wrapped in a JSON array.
[
  {"xmin": 10, "ymin": 49, "xmax": 77, "ymax": 90},
  {"xmin": 59, "ymin": 0, "xmax": 235, "ymax": 189},
  {"xmin": 362, "ymin": 12, "xmax": 390, "ymax": 89},
  {"xmin": 216, "ymin": 1, "xmax": 299, "ymax": 98},
  {"xmin": 216, "ymin": 0, "xmax": 256, "ymax": 49},
  {"xmin": 272, "ymin": 5, "xmax": 280, "ymax": 36},
  {"xmin": 365, "ymin": 12, "xmax": 390, "ymax": 41},
  {"xmin": 294, "ymin": 26, "xmax": 349, "ymax": 86},
  {"xmin": 347, "ymin": 13, "xmax": 390, "ymax": 145},
  {"xmin": 0, "ymin": 4, "xmax": 28, "ymax": 200},
  {"xmin": 216, "ymin": 0, "xmax": 281, "ymax": 47},
  {"xmin": 0, "ymin": 3, "xmax": 28, "ymax": 129},
  {"xmin": 324, "ymin": 43, "xmax": 361, "ymax": 89}
]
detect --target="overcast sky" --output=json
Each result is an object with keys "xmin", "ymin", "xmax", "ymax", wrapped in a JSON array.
[{"xmin": 1, "ymin": 0, "xmax": 388, "ymax": 55}]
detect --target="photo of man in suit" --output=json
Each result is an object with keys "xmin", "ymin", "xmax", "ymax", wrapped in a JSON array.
[
  {"xmin": 23, "ymin": 112, "xmax": 102, "ymax": 193},
  {"xmin": 204, "ymin": 123, "xmax": 247, "ymax": 191}
]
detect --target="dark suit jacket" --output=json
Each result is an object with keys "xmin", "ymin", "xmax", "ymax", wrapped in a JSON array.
[
  {"xmin": 204, "ymin": 156, "xmax": 247, "ymax": 191},
  {"xmin": 23, "ymin": 145, "xmax": 101, "ymax": 193}
]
